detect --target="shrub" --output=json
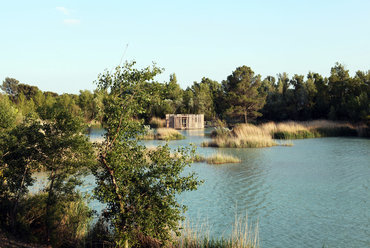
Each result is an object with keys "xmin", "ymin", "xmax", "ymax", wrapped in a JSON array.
[{"xmin": 7, "ymin": 192, "xmax": 93, "ymax": 247}]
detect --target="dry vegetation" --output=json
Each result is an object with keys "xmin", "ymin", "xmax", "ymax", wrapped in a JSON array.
[
  {"xmin": 202, "ymin": 124, "xmax": 277, "ymax": 148},
  {"xmin": 203, "ymin": 120, "xmax": 361, "ymax": 148},
  {"xmin": 175, "ymin": 216, "xmax": 259, "ymax": 248},
  {"xmin": 195, "ymin": 153, "xmax": 241, "ymax": 164},
  {"xmin": 157, "ymin": 128, "xmax": 185, "ymax": 140},
  {"xmin": 140, "ymin": 128, "xmax": 185, "ymax": 140}
]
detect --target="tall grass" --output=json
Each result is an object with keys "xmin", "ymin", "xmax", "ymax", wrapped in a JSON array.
[
  {"xmin": 261, "ymin": 120, "xmax": 358, "ymax": 139},
  {"xmin": 139, "ymin": 128, "xmax": 185, "ymax": 140},
  {"xmin": 1, "ymin": 192, "xmax": 93, "ymax": 247},
  {"xmin": 202, "ymin": 120, "xmax": 363, "ymax": 148},
  {"xmin": 175, "ymin": 215, "xmax": 259, "ymax": 248},
  {"xmin": 202, "ymin": 124, "xmax": 277, "ymax": 148},
  {"xmin": 157, "ymin": 128, "xmax": 185, "ymax": 140},
  {"xmin": 195, "ymin": 153, "xmax": 241, "ymax": 164}
]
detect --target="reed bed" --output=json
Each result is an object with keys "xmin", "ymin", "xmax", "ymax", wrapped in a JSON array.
[
  {"xmin": 149, "ymin": 117, "xmax": 166, "ymax": 128},
  {"xmin": 139, "ymin": 128, "xmax": 185, "ymax": 140},
  {"xmin": 195, "ymin": 153, "xmax": 241, "ymax": 164},
  {"xmin": 264, "ymin": 120, "xmax": 358, "ymax": 139},
  {"xmin": 202, "ymin": 124, "xmax": 277, "ymax": 148},
  {"xmin": 202, "ymin": 120, "xmax": 361, "ymax": 148},
  {"xmin": 175, "ymin": 215, "xmax": 259, "ymax": 248},
  {"xmin": 157, "ymin": 128, "xmax": 185, "ymax": 140}
]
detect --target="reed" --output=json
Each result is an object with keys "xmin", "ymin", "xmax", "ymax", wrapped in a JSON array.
[
  {"xmin": 139, "ymin": 128, "xmax": 185, "ymax": 140},
  {"xmin": 174, "ymin": 215, "xmax": 259, "ymax": 248},
  {"xmin": 195, "ymin": 153, "xmax": 241, "ymax": 164},
  {"xmin": 202, "ymin": 124, "xmax": 276, "ymax": 148},
  {"xmin": 156, "ymin": 128, "xmax": 185, "ymax": 140},
  {"xmin": 202, "ymin": 120, "xmax": 360, "ymax": 148},
  {"xmin": 139, "ymin": 128, "xmax": 156, "ymax": 140},
  {"xmin": 149, "ymin": 117, "xmax": 166, "ymax": 128},
  {"xmin": 269, "ymin": 120, "xmax": 358, "ymax": 139}
]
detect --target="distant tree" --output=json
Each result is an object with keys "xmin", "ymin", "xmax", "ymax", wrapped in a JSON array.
[
  {"xmin": 304, "ymin": 73, "xmax": 318, "ymax": 119},
  {"xmin": 328, "ymin": 63, "xmax": 352, "ymax": 120},
  {"xmin": 223, "ymin": 66, "xmax": 266, "ymax": 123},
  {"xmin": 165, "ymin": 73, "xmax": 183, "ymax": 113},
  {"xmin": 181, "ymin": 87, "xmax": 195, "ymax": 114},
  {"xmin": 290, "ymin": 74, "xmax": 307, "ymax": 119},
  {"xmin": 17, "ymin": 84, "xmax": 40, "ymax": 100},
  {"xmin": 78, "ymin": 90, "xmax": 95, "ymax": 121},
  {"xmin": 1, "ymin": 78, "xmax": 19, "ymax": 100},
  {"xmin": 277, "ymin": 72, "xmax": 290, "ymax": 96},
  {"xmin": 310, "ymin": 72, "xmax": 329, "ymax": 119},
  {"xmin": 0, "ymin": 95, "xmax": 18, "ymax": 130},
  {"xmin": 192, "ymin": 81, "xmax": 215, "ymax": 120}
]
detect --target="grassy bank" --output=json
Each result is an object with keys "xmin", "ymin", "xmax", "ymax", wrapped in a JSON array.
[{"xmin": 202, "ymin": 120, "xmax": 366, "ymax": 148}]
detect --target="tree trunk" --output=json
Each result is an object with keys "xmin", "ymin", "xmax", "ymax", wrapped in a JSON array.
[
  {"xmin": 244, "ymin": 111, "xmax": 248, "ymax": 124},
  {"xmin": 46, "ymin": 169, "xmax": 56, "ymax": 245},
  {"xmin": 11, "ymin": 163, "xmax": 29, "ymax": 233}
]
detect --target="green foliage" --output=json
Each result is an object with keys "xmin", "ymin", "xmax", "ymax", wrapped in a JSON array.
[
  {"xmin": 192, "ymin": 78, "xmax": 221, "ymax": 121},
  {"xmin": 1, "ymin": 77, "xmax": 19, "ymax": 98},
  {"xmin": 0, "ymin": 95, "xmax": 18, "ymax": 130},
  {"xmin": 93, "ymin": 61, "xmax": 202, "ymax": 247},
  {"xmin": 12, "ymin": 192, "xmax": 92, "ymax": 247},
  {"xmin": 260, "ymin": 64, "xmax": 370, "ymax": 122},
  {"xmin": 223, "ymin": 66, "xmax": 266, "ymax": 123},
  {"xmin": 0, "ymin": 117, "xmax": 44, "ymax": 233},
  {"xmin": 0, "ymin": 98, "xmax": 94, "ymax": 245}
]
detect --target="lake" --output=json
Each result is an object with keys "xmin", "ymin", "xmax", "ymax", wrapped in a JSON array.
[{"xmin": 33, "ymin": 128, "xmax": 370, "ymax": 247}]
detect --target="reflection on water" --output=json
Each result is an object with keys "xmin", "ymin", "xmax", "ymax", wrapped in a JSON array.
[{"xmin": 32, "ymin": 128, "xmax": 370, "ymax": 248}]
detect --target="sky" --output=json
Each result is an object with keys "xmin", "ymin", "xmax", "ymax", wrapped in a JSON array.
[{"xmin": 1, "ymin": 0, "xmax": 370, "ymax": 94}]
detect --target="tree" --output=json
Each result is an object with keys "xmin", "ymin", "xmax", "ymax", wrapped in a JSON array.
[
  {"xmin": 223, "ymin": 66, "xmax": 266, "ymax": 123},
  {"xmin": 93, "ymin": 62, "xmax": 201, "ymax": 247},
  {"xmin": 0, "ymin": 95, "xmax": 18, "ymax": 130},
  {"xmin": 1, "ymin": 77, "xmax": 19, "ymax": 99},
  {"xmin": 192, "ymin": 77, "xmax": 222, "ymax": 120},
  {"xmin": 78, "ymin": 90, "xmax": 95, "ymax": 122},
  {"xmin": 0, "ymin": 117, "xmax": 42, "ymax": 232},
  {"xmin": 0, "ymin": 100, "xmax": 94, "ymax": 244},
  {"xmin": 165, "ymin": 73, "xmax": 183, "ymax": 113},
  {"xmin": 181, "ymin": 87, "xmax": 195, "ymax": 114},
  {"xmin": 17, "ymin": 83, "xmax": 40, "ymax": 100},
  {"xmin": 192, "ymin": 81, "xmax": 214, "ymax": 120},
  {"xmin": 38, "ymin": 103, "xmax": 94, "ymax": 244}
]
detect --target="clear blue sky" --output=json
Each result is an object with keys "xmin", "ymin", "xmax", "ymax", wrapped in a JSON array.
[{"xmin": 1, "ymin": 0, "xmax": 370, "ymax": 94}]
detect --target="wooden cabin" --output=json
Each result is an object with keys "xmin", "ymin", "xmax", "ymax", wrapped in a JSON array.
[{"xmin": 166, "ymin": 114, "xmax": 204, "ymax": 130}]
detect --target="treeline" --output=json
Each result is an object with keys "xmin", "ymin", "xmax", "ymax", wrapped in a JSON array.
[
  {"xmin": 1, "ymin": 62, "xmax": 369, "ymax": 128},
  {"xmin": 0, "ymin": 77, "xmax": 105, "ymax": 125}
]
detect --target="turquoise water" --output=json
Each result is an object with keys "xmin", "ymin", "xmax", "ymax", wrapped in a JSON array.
[
  {"xmin": 32, "ymin": 129, "xmax": 370, "ymax": 247},
  {"xmin": 143, "ymin": 130, "xmax": 370, "ymax": 247}
]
